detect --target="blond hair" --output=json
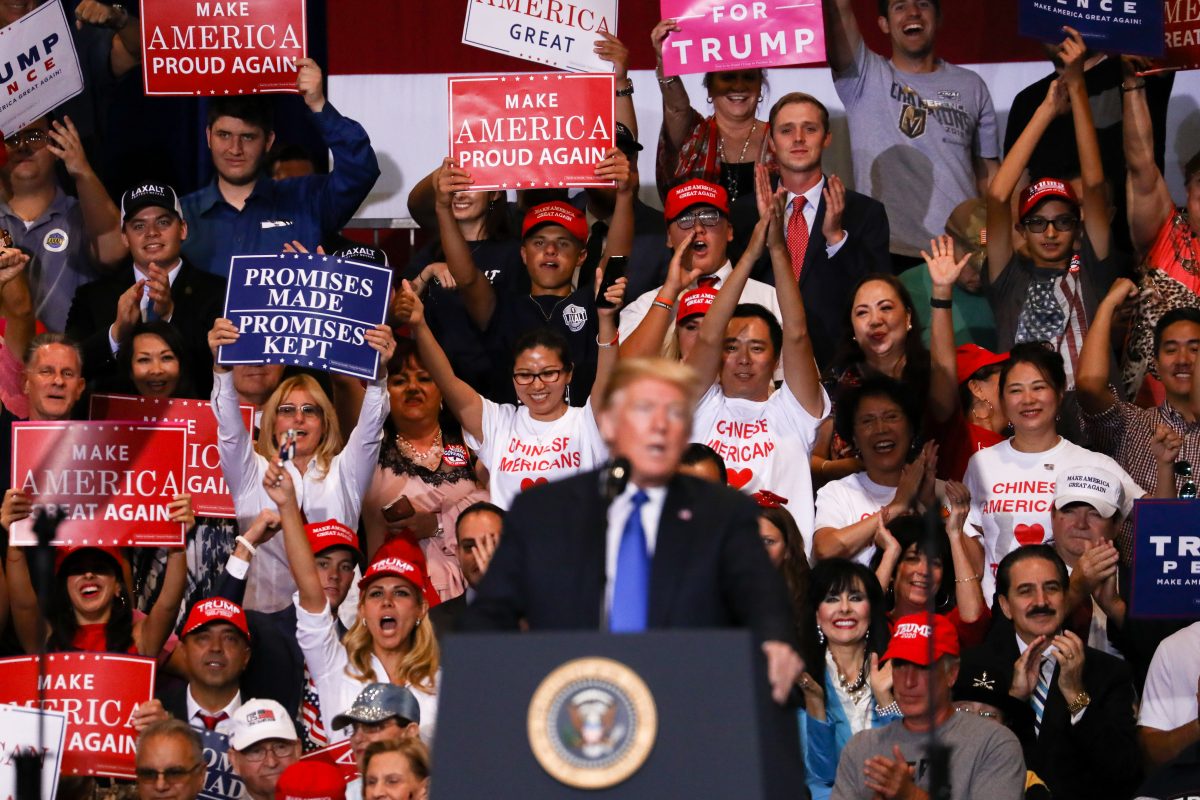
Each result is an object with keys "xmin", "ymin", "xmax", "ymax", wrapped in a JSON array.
[
  {"xmin": 600, "ymin": 358, "xmax": 702, "ymax": 411},
  {"xmin": 342, "ymin": 597, "xmax": 440, "ymax": 695},
  {"xmin": 255, "ymin": 374, "xmax": 342, "ymax": 474}
]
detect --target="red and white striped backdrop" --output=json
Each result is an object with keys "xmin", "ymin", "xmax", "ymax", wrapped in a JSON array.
[{"xmin": 326, "ymin": 2, "xmax": 1199, "ymax": 222}]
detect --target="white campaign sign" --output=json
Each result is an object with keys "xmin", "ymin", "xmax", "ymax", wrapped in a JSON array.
[
  {"xmin": 0, "ymin": 704, "xmax": 68, "ymax": 800},
  {"xmin": 0, "ymin": 0, "xmax": 83, "ymax": 135},
  {"xmin": 461, "ymin": 0, "xmax": 618, "ymax": 73}
]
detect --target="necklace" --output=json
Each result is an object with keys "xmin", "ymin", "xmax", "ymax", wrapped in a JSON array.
[
  {"xmin": 527, "ymin": 293, "xmax": 571, "ymax": 323},
  {"xmin": 716, "ymin": 121, "xmax": 756, "ymax": 199},
  {"xmin": 395, "ymin": 428, "xmax": 443, "ymax": 464},
  {"xmin": 836, "ymin": 661, "xmax": 869, "ymax": 705}
]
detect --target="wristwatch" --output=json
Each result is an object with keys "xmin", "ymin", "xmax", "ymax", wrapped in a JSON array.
[{"xmin": 1066, "ymin": 690, "xmax": 1091, "ymax": 715}]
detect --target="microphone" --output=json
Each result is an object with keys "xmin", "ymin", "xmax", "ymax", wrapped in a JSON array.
[{"xmin": 600, "ymin": 457, "xmax": 631, "ymax": 505}]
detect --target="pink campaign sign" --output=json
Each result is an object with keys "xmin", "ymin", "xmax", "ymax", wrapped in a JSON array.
[{"xmin": 660, "ymin": 0, "xmax": 826, "ymax": 77}]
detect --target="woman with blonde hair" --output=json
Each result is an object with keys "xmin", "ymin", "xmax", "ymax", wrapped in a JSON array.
[
  {"xmin": 207, "ymin": 317, "xmax": 396, "ymax": 613},
  {"xmin": 267, "ymin": 459, "xmax": 441, "ymax": 744}
]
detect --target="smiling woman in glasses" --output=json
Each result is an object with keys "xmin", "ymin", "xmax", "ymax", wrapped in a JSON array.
[{"xmin": 396, "ymin": 271, "xmax": 624, "ymax": 510}]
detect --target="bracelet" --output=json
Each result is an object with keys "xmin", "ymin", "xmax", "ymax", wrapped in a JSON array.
[
  {"xmin": 654, "ymin": 294, "xmax": 676, "ymax": 306},
  {"xmin": 234, "ymin": 535, "xmax": 257, "ymax": 557},
  {"xmin": 930, "ymin": 296, "xmax": 953, "ymax": 309},
  {"xmin": 657, "ymin": 75, "xmax": 679, "ymax": 86},
  {"xmin": 1121, "ymin": 78, "xmax": 1146, "ymax": 93},
  {"xmin": 652, "ymin": 300, "xmax": 674, "ymax": 313},
  {"xmin": 615, "ymin": 80, "xmax": 634, "ymax": 97},
  {"xmin": 875, "ymin": 701, "xmax": 901, "ymax": 717},
  {"xmin": 955, "ymin": 573, "xmax": 981, "ymax": 583},
  {"xmin": 597, "ymin": 332, "xmax": 619, "ymax": 348}
]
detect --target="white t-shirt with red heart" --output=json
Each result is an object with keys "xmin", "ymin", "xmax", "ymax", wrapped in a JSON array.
[
  {"xmin": 963, "ymin": 437, "xmax": 1143, "ymax": 603},
  {"xmin": 813, "ymin": 472, "xmax": 901, "ymax": 567},
  {"xmin": 465, "ymin": 398, "xmax": 608, "ymax": 510},
  {"xmin": 691, "ymin": 382, "xmax": 830, "ymax": 557}
]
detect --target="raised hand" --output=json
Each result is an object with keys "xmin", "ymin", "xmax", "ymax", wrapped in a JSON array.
[
  {"xmin": 1058, "ymin": 26, "xmax": 1088, "ymax": 85},
  {"xmin": 392, "ymin": 279, "xmax": 425, "ymax": 327},
  {"xmin": 1009, "ymin": 634, "xmax": 1049, "ymax": 700},
  {"xmin": 263, "ymin": 459, "xmax": 297, "ymax": 507},
  {"xmin": 434, "ymin": 157, "xmax": 474, "ymax": 209},
  {"xmin": 921, "ymin": 234, "xmax": 970, "ymax": 291},
  {"xmin": 594, "ymin": 32, "xmax": 630, "ymax": 81},
  {"xmin": 207, "ymin": 318, "xmax": 240, "ymax": 364},
  {"xmin": 651, "ymin": 18, "xmax": 681, "ymax": 66},
  {"xmin": 594, "ymin": 266, "xmax": 627, "ymax": 317},
  {"xmin": 295, "ymin": 57, "xmax": 326, "ymax": 112},
  {"xmin": 821, "ymin": 174, "xmax": 847, "ymax": 246}
]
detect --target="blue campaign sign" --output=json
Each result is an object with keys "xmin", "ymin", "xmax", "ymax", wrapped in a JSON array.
[
  {"xmin": 199, "ymin": 730, "xmax": 245, "ymax": 800},
  {"xmin": 1018, "ymin": 0, "xmax": 1163, "ymax": 56},
  {"xmin": 219, "ymin": 253, "xmax": 393, "ymax": 380},
  {"xmin": 1130, "ymin": 499, "xmax": 1200, "ymax": 618}
]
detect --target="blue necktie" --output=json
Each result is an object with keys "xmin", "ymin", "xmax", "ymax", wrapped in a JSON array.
[
  {"xmin": 1031, "ymin": 657, "xmax": 1051, "ymax": 736},
  {"xmin": 610, "ymin": 490, "xmax": 650, "ymax": 633}
]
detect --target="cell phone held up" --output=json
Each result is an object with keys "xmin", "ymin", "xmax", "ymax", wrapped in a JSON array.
[
  {"xmin": 382, "ymin": 495, "xmax": 416, "ymax": 523},
  {"xmin": 278, "ymin": 429, "xmax": 296, "ymax": 462},
  {"xmin": 595, "ymin": 255, "xmax": 627, "ymax": 310}
]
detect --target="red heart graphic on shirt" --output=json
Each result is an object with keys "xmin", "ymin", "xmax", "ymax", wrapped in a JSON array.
[
  {"xmin": 520, "ymin": 477, "xmax": 549, "ymax": 491},
  {"xmin": 726, "ymin": 468, "xmax": 754, "ymax": 489},
  {"xmin": 1014, "ymin": 523, "xmax": 1046, "ymax": 546}
]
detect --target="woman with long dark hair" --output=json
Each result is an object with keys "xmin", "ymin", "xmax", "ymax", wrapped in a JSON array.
[
  {"xmin": 755, "ymin": 491, "xmax": 813, "ymax": 659},
  {"xmin": 796, "ymin": 559, "xmax": 895, "ymax": 800}
]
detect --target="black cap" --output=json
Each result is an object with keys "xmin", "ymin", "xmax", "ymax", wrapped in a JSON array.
[
  {"xmin": 121, "ymin": 183, "xmax": 183, "ymax": 222},
  {"xmin": 332, "ymin": 244, "xmax": 389, "ymax": 268},
  {"xmin": 615, "ymin": 122, "xmax": 643, "ymax": 161}
]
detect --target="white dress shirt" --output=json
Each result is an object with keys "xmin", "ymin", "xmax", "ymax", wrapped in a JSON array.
[
  {"xmin": 185, "ymin": 687, "xmax": 241, "ymax": 736},
  {"xmin": 782, "ymin": 176, "xmax": 848, "ymax": 260}
]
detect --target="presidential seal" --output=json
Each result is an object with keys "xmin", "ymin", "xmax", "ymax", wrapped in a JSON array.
[{"xmin": 527, "ymin": 656, "xmax": 657, "ymax": 789}]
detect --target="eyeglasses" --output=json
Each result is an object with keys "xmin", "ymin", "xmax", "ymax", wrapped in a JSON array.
[
  {"xmin": 1175, "ymin": 461, "xmax": 1197, "ymax": 499},
  {"xmin": 673, "ymin": 209, "xmax": 724, "ymax": 230},
  {"xmin": 238, "ymin": 741, "xmax": 297, "ymax": 762},
  {"xmin": 953, "ymin": 705, "xmax": 1000, "ymax": 720},
  {"xmin": 1021, "ymin": 215, "xmax": 1078, "ymax": 233},
  {"xmin": 512, "ymin": 368, "xmax": 563, "ymax": 385},
  {"xmin": 4, "ymin": 130, "xmax": 48, "ymax": 149},
  {"xmin": 276, "ymin": 403, "xmax": 323, "ymax": 419},
  {"xmin": 135, "ymin": 764, "xmax": 203, "ymax": 784}
]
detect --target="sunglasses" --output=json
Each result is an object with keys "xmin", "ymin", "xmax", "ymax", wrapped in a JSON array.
[
  {"xmin": 673, "ymin": 209, "xmax": 724, "ymax": 230},
  {"xmin": 1175, "ymin": 461, "xmax": 1197, "ymax": 499},
  {"xmin": 1021, "ymin": 215, "xmax": 1079, "ymax": 233}
]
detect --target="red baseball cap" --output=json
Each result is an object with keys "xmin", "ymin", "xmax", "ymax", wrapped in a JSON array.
[
  {"xmin": 359, "ymin": 536, "xmax": 441, "ymax": 608},
  {"xmin": 182, "ymin": 597, "xmax": 251, "ymax": 641},
  {"xmin": 305, "ymin": 519, "xmax": 361, "ymax": 560},
  {"xmin": 677, "ymin": 287, "xmax": 717, "ymax": 323},
  {"xmin": 54, "ymin": 545, "xmax": 124, "ymax": 575},
  {"xmin": 275, "ymin": 761, "xmax": 346, "ymax": 800},
  {"xmin": 664, "ymin": 179, "xmax": 729, "ymax": 222},
  {"xmin": 521, "ymin": 201, "xmax": 587, "ymax": 243},
  {"xmin": 1018, "ymin": 178, "xmax": 1079, "ymax": 219},
  {"xmin": 955, "ymin": 344, "xmax": 1008, "ymax": 385},
  {"xmin": 883, "ymin": 613, "xmax": 959, "ymax": 665}
]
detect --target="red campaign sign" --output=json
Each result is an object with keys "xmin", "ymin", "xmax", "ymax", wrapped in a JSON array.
[
  {"xmin": 90, "ymin": 395, "xmax": 254, "ymax": 519},
  {"xmin": 9, "ymin": 422, "xmax": 188, "ymax": 547},
  {"xmin": 0, "ymin": 652, "xmax": 156, "ymax": 779},
  {"xmin": 660, "ymin": 0, "xmax": 826, "ymax": 77},
  {"xmin": 1161, "ymin": 0, "xmax": 1200, "ymax": 71},
  {"xmin": 449, "ymin": 73, "xmax": 614, "ymax": 191},
  {"xmin": 140, "ymin": 0, "xmax": 307, "ymax": 96},
  {"xmin": 300, "ymin": 739, "xmax": 358, "ymax": 784}
]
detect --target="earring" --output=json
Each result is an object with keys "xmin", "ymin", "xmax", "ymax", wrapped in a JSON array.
[
  {"xmin": 416, "ymin": 617, "xmax": 423, "ymax": 627},
  {"xmin": 817, "ymin": 627, "xmax": 826, "ymax": 645},
  {"xmin": 757, "ymin": 95, "xmax": 763, "ymax": 104},
  {"xmin": 706, "ymin": 96, "xmax": 713, "ymax": 104},
  {"xmin": 565, "ymin": 384, "xmax": 572, "ymax": 405}
]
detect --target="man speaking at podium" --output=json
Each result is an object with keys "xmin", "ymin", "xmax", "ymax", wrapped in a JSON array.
[{"xmin": 464, "ymin": 358, "xmax": 805, "ymax": 705}]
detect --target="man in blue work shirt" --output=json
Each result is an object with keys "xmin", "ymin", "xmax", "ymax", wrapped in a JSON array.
[{"xmin": 181, "ymin": 58, "xmax": 380, "ymax": 277}]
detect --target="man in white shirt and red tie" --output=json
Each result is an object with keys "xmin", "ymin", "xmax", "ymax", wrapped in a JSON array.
[{"xmin": 730, "ymin": 93, "xmax": 891, "ymax": 371}]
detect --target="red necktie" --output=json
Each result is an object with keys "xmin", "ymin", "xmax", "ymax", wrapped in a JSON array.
[
  {"xmin": 697, "ymin": 275, "xmax": 719, "ymax": 289},
  {"xmin": 787, "ymin": 196, "xmax": 809, "ymax": 280},
  {"xmin": 198, "ymin": 711, "xmax": 228, "ymax": 731}
]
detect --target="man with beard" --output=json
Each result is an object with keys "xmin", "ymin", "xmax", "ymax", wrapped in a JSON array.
[{"xmin": 962, "ymin": 546, "xmax": 1140, "ymax": 800}]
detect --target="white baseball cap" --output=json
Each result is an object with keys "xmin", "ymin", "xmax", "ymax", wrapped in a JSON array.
[
  {"xmin": 229, "ymin": 699, "xmax": 299, "ymax": 751},
  {"xmin": 1054, "ymin": 466, "xmax": 1123, "ymax": 519}
]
